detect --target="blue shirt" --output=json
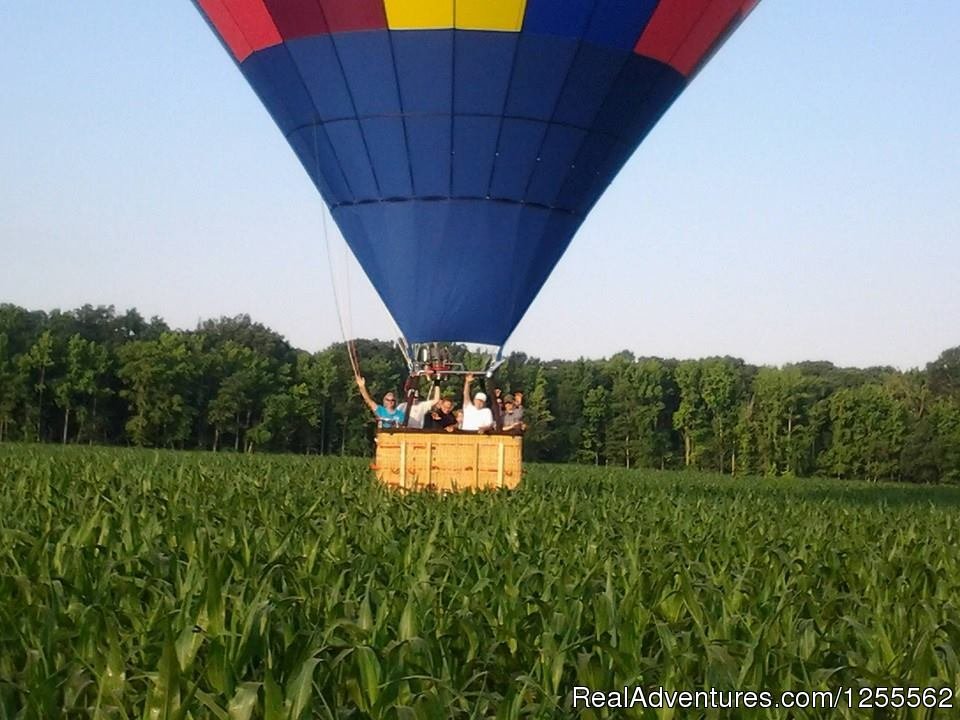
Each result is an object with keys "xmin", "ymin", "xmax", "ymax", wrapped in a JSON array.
[{"xmin": 375, "ymin": 404, "xmax": 405, "ymax": 429}]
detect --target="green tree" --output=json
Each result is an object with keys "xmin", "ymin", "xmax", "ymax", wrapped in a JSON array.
[
  {"xmin": 700, "ymin": 358, "xmax": 745, "ymax": 473},
  {"xmin": 523, "ymin": 368, "xmax": 555, "ymax": 460},
  {"xmin": 208, "ymin": 343, "xmax": 251, "ymax": 451},
  {"xmin": 931, "ymin": 401, "xmax": 960, "ymax": 484},
  {"xmin": 549, "ymin": 359, "xmax": 597, "ymax": 462},
  {"xmin": 53, "ymin": 334, "xmax": 111, "ymax": 444},
  {"xmin": 197, "ymin": 314, "xmax": 294, "ymax": 366},
  {"xmin": 248, "ymin": 382, "xmax": 324, "ymax": 452},
  {"xmin": 294, "ymin": 351, "xmax": 336, "ymax": 452},
  {"xmin": 606, "ymin": 357, "xmax": 672, "ymax": 469},
  {"xmin": 927, "ymin": 346, "xmax": 960, "ymax": 400},
  {"xmin": 0, "ymin": 333, "xmax": 26, "ymax": 442},
  {"xmin": 674, "ymin": 361, "xmax": 709, "ymax": 468},
  {"xmin": 117, "ymin": 333, "xmax": 200, "ymax": 447},
  {"xmin": 738, "ymin": 367, "xmax": 822, "ymax": 476},
  {"xmin": 900, "ymin": 398, "xmax": 960, "ymax": 484},
  {"xmin": 577, "ymin": 386, "xmax": 609, "ymax": 465},
  {"xmin": 0, "ymin": 304, "xmax": 47, "ymax": 357},
  {"xmin": 18, "ymin": 330, "xmax": 55, "ymax": 441},
  {"xmin": 497, "ymin": 351, "xmax": 540, "ymax": 406},
  {"xmin": 818, "ymin": 384, "xmax": 908, "ymax": 482},
  {"xmin": 885, "ymin": 369, "xmax": 930, "ymax": 421}
]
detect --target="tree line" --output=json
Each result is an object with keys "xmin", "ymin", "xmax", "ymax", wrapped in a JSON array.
[{"xmin": 1, "ymin": 303, "xmax": 958, "ymax": 483}]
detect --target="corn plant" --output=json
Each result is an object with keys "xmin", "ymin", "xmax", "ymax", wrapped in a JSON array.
[{"xmin": 1, "ymin": 444, "xmax": 959, "ymax": 718}]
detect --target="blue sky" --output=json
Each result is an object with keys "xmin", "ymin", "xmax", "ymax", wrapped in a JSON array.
[{"xmin": 2, "ymin": 2, "xmax": 958, "ymax": 369}]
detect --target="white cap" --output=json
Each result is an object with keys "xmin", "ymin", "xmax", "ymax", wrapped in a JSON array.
[{"xmin": 474, "ymin": 392, "xmax": 487, "ymax": 402}]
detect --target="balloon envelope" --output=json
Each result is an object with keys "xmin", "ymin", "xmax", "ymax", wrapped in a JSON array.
[{"xmin": 193, "ymin": 0, "xmax": 759, "ymax": 345}]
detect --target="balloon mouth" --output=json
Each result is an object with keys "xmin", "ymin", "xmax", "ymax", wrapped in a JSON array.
[{"xmin": 398, "ymin": 342, "xmax": 506, "ymax": 377}]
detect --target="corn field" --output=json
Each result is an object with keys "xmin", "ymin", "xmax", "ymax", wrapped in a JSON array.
[{"xmin": 1, "ymin": 444, "xmax": 959, "ymax": 719}]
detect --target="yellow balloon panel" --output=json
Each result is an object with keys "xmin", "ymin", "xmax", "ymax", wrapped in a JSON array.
[
  {"xmin": 456, "ymin": 0, "xmax": 527, "ymax": 31},
  {"xmin": 384, "ymin": 0, "xmax": 526, "ymax": 32},
  {"xmin": 384, "ymin": 0, "xmax": 454, "ymax": 30}
]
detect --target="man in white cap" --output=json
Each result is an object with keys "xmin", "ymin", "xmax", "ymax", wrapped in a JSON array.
[{"xmin": 462, "ymin": 374, "xmax": 495, "ymax": 433}]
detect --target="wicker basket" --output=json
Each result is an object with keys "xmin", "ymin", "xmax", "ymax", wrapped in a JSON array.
[{"xmin": 372, "ymin": 430, "xmax": 522, "ymax": 491}]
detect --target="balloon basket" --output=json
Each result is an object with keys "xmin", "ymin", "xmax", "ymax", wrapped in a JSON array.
[{"xmin": 372, "ymin": 430, "xmax": 522, "ymax": 492}]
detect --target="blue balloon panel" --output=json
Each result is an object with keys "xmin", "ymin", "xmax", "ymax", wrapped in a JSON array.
[
  {"xmin": 332, "ymin": 200, "xmax": 581, "ymax": 345},
  {"xmin": 239, "ymin": 30, "xmax": 685, "ymax": 344}
]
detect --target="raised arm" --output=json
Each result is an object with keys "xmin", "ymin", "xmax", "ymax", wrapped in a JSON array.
[
  {"xmin": 413, "ymin": 378, "xmax": 443, "ymax": 414},
  {"xmin": 355, "ymin": 376, "xmax": 378, "ymax": 413},
  {"xmin": 463, "ymin": 373, "xmax": 473, "ymax": 408},
  {"xmin": 420, "ymin": 369, "xmax": 441, "ymax": 408}
]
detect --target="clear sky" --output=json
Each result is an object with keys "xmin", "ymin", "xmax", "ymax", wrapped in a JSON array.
[{"xmin": 2, "ymin": 2, "xmax": 958, "ymax": 369}]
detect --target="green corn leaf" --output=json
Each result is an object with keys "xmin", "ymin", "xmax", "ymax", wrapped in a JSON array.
[
  {"xmin": 285, "ymin": 657, "xmax": 320, "ymax": 720},
  {"xmin": 263, "ymin": 669, "xmax": 284, "ymax": 720},
  {"xmin": 354, "ymin": 646, "xmax": 381, "ymax": 709},
  {"xmin": 227, "ymin": 682, "xmax": 261, "ymax": 720}
]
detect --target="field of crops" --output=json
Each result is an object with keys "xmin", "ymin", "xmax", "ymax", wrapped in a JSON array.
[{"xmin": 2, "ymin": 444, "xmax": 959, "ymax": 719}]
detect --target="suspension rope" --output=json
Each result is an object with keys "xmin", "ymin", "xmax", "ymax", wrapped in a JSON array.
[
  {"xmin": 322, "ymin": 208, "xmax": 360, "ymax": 380},
  {"xmin": 316, "ymin": 127, "xmax": 361, "ymax": 381},
  {"xmin": 341, "ymin": 222, "xmax": 356, "ymax": 354}
]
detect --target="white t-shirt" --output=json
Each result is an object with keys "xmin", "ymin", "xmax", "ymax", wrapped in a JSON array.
[
  {"xmin": 406, "ymin": 398, "xmax": 437, "ymax": 429},
  {"xmin": 462, "ymin": 404, "xmax": 494, "ymax": 432}
]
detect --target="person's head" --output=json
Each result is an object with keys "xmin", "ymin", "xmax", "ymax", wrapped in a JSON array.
[
  {"xmin": 473, "ymin": 391, "xmax": 487, "ymax": 409},
  {"xmin": 503, "ymin": 394, "xmax": 515, "ymax": 411},
  {"xmin": 455, "ymin": 409, "xmax": 464, "ymax": 423},
  {"xmin": 382, "ymin": 392, "xmax": 397, "ymax": 409},
  {"xmin": 439, "ymin": 398, "xmax": 454, "ymax": 414},
  {"xmin": 513, "ymin": 390, "xmax": 524, "ymax": 405}
]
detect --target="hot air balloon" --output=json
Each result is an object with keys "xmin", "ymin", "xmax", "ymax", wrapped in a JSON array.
[
  {"xmin": 191, "ymin": 0, "xmax": 761, "ymax": 488},
  {"xmin": 192, "ymin": 0, "xmax": 759, "ymax": 368}
]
